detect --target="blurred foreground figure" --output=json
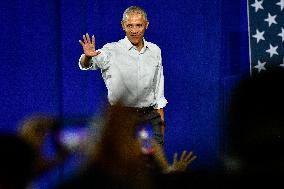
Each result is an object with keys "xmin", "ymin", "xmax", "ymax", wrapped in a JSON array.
[
  {"xmin": 57, "ymin": 105, "xmax": 156, "ymax": 189},
  {"xmin": 56, "ymin": 105, "xmax": 196, "ymax": 189},
  {"xmin": 18, "ymin": 115, "xmax": 68, "ymax": 176},
  {"xmin": 225, "ymin": 70, "xmax": 284, "ymax": 187}
]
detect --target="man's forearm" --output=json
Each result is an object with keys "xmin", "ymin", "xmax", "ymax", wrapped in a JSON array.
[{"xmin": 80, "ymin": 55, "xmax": 92, "ymax": 68}]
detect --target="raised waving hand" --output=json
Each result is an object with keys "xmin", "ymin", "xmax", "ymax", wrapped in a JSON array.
[{"xmin": 79, "ymin": 33, "xmax": 100, "ymax": 57}]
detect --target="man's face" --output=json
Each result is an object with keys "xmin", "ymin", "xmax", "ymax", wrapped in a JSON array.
[{"xmin": 122, "ymin": 13, "xmax": 149, "ymax": 47}]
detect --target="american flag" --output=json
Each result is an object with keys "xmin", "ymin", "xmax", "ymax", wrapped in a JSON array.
[{"xmin": 248, "ymin": 0, "xmax": 284, "ymax": 75}]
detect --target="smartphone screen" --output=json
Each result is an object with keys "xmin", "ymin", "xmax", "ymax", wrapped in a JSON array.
[
  {"xmin": 135, "ymin": 123, "xmax": 155, "ymax": 155},
  {"xmin": 51, "ymin": 117, "xmax": 96, "ymax": 152},
  {"xmin": 55, "ymin": 126, "xmax": 89, "ymax": 151}
]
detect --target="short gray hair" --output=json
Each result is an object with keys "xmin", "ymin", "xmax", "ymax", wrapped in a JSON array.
[{"xmin": 122, "ymin": 6, "xmax": 148, "ymax": 22}]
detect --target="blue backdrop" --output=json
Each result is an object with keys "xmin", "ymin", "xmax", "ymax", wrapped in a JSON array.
[{"xmin": 0, "ymin": 0, "xmax": 249, "ymax": 185}]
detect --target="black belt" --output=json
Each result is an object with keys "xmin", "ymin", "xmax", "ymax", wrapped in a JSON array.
[
  {"xmin": 111, "ymin": 105, "xmax": 154, "ymax": 114},
  {"xmin": 133, "ymin": 106, "xmax": 154, "ymax": 113}
]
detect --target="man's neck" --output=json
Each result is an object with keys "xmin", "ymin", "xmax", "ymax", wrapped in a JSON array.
[{"xmin": 135, "ymin": 41, "xmax": 144, "ymax": 52}]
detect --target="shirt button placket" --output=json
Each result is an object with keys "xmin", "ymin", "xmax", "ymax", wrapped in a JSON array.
[{"xmin": 137, "ymin": 52, "xmax": 141, "ymax": 106}]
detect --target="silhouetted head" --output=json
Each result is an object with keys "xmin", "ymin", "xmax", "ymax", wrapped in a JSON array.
[
  {"xmin": 95, "ymin": 105, "xmax": 145, "ymax": 171},
  {"xmin": 227, "ymin": 69, "xmax": 284, "ymax": 178}
]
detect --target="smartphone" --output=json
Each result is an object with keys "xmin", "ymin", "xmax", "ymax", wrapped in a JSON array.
[
  {"xmin": 135, "ymin": 123, "xmax": 155, "ymax": 155},
  {"xmin": 51, "ymin": 118, "xmax": 97, "ymax": 152}
]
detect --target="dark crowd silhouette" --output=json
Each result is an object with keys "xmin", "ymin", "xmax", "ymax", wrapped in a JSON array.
[{"xmin": 0, "ymin": 104, "xmax": 196, "ymax": 189}]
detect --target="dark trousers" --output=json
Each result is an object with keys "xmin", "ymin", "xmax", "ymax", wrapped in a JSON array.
[{"xmin": 110, "ymin": 105, "xmax": 164, "ymax": 145}]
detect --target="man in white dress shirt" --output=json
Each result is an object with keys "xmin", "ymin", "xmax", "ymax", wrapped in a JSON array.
[{"xmin": 79, "ymin": 6, "xmax": 167, "ymax": 145}]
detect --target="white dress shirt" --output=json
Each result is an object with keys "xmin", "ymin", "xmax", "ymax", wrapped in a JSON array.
[{"xmin": 79, "ymin": 36, "xmax": 167, "ymax": 109}]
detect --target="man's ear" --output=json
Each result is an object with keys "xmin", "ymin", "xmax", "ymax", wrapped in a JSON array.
[
  {"xmin": 121, "ymin": 21, "xmax": 126, "ymax": 31},
  {"xmin": 145, "ymin": 21, "xmax": 149, "ymax": 29}
]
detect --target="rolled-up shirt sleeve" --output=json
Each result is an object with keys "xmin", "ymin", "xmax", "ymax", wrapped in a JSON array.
[
  {"xmin": 78, "ymin": 44, "xmax": 111, "ymax": 70},
  {"xmin": 154, "ymin": 52, "xmax": 168, "ymax": 109}
]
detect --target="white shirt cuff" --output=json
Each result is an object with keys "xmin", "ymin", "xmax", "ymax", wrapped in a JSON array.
[
  {"xmin": 154, "ymin": 97, "xmax": 168, "ymax": 109},
  {"xmin": 78, "ymin": 54, "xmax": 93, "ymax": 70}
]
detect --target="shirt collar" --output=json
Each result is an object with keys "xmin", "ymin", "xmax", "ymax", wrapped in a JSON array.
[{"xmin": 122, "ymin": 36, "xmax": 150, "ymax": 51}]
